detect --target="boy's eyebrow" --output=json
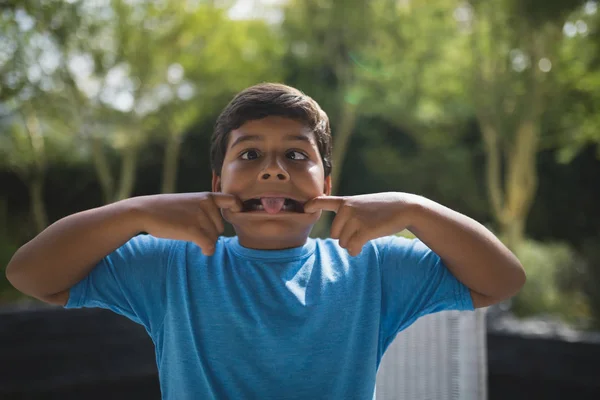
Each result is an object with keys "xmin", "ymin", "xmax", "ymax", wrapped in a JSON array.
[{"xmin": 229, "ymin": 134, "xmax": 312, "ymax": 149}]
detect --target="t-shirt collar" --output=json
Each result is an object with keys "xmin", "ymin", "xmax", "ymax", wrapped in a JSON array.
[{"xmin": 229, "ymin": 236, "xmax": 316, "ymax": 261}]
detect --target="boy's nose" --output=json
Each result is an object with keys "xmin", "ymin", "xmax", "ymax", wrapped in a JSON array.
[
  {"xmin": 260, "ymin": 172, "xmax": 288, "ymax": 181},
  {"xmin": 260, "ymin": 157, "xmax": 290, "ymax": 181}
]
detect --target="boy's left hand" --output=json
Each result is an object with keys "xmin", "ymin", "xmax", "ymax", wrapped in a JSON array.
[{"xmin": 304, "ymin": 192, "xmax": 417, "ymax": 256}]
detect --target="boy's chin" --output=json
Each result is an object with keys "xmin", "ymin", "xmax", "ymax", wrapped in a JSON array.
[{"xmin": 225, "ymin": 210, "xmax": 320, "ymax": 238}]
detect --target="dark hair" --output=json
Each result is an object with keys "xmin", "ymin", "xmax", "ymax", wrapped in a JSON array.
[{"xmin": 210, "ymin": 82, "xmax": 332, "ymax": 177}]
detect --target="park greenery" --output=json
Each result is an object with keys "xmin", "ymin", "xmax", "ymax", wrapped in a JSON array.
[{"xmin": 1, "ymin": 0, "xmax": 600, "ymax": 329}]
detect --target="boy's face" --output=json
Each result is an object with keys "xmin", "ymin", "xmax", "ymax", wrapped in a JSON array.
[{"xmin": 212, "ymin": 116, "xmax": 331, "ymax": 248}]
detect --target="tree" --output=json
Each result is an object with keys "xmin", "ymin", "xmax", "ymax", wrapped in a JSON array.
[
  {"xmin": 283, "ymin": 0, "xmax": 380, "ymax": 196},
  {"xmin": 468, "ymin": 0, "xmax": 586, "ymax": 249},
  {"xmin": 0, "ymin": 3, "xmax": 83, "ymax": 232},
  {"xmin": 283, "ymin": 0, "xmax": 476, "ymax": 235},
  {"xmin": 56, "ymin": 0, "xmax": 284, "ymax": 199},
  {"xmin": 282, "ymin": 0, "xmax": 385, "ymax": 236},
  {"xmin": 153, "ymin": 2, "xmax": 284, "ymax": 193},
  {"xmin": 59, "ymin": 0, "xmax": 173, "ymax": 203},
  {"xmin": 555, "ymin": 1, "xmax": 600, "ymax": 163}
]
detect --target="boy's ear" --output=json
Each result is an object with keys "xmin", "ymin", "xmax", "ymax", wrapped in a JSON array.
[
  {"xmin": 323, "ymin": 175, "xmax": 332, "ymax": 196},
  {"xmin": 212, "ymin": 171, "xmax": 221, "ymax": 192}
]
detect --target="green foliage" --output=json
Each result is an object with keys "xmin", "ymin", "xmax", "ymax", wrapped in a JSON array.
[
  {"xmin": 0, "ymin": 0, "xmax": 599, "ymax": 328},
  {"xmin": 511, "ymin": 239, "xmax": 591, "ymax": 327},
  {"xmin": 555, "ymin": 3, "xmax": 600, "ymax": 162},
  {"xmin": 357, "ymin": 0, "xmax": 472, "ymax": 129}
]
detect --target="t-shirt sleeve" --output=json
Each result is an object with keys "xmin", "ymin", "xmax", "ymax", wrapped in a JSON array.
[
  {"xmin": 376, "ymin": 235, "xmax": 474, "ymax": 342},
  {"xmin": 63, "ymin": 234, "xmax": 179, "ymax": 332}
]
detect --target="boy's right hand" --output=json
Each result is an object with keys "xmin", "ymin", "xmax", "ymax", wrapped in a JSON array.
[{"xmin": 136, "ymin": 192, "xmax": 242, "ymax": 256}]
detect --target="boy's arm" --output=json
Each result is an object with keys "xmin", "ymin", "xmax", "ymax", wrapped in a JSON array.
[
  {"xmin": 305, "ymin": 192, "xmax": 526, "ymax": 309},
  {"xmin": 5, "ymin": 193, "xmax": 241, "ymax": 305},
  {"xmin": 407, "ymin": 196, "xmax": 526, "ymax": 308},
  {"xmin": 5, "ymin": 199, "xmax": 145, "ymax": 305}
]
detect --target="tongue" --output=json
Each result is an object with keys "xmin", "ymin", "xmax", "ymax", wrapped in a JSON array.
[{"xmin": 261, "ymin": 197, "xmax": 285, "ymax": 214}]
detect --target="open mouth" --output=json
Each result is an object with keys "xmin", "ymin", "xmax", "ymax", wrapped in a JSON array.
[{"xmin": 241, "ymin": 197, "xmax": 304, "ymax": 214}]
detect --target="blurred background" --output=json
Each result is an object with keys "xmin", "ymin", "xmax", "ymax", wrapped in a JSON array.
[{"xmin": 1, "ymin": 0, "xmax": 600, "ymax": 399}]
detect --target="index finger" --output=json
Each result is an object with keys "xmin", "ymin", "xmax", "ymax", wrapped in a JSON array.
[
  {"xmin": 211, "ymin": 193, "xmax": 243, "ymax": 212},
  {"xmin": 303, "ymin": 196, "xmax": 345, "ymax": 213}
]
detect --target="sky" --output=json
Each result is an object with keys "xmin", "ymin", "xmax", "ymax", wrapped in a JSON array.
[{"xmin": 227, "ymin": 0, "xmax": 287, "ymax": 24}]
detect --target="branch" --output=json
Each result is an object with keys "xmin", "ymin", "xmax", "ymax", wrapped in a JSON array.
[
  {"xmin": 330, "ymin": 98, "xmax": 358, "ymax": 196},
  {"xmin": 91, "ymin": 136, "xmax": 115, "ymax": 204}
]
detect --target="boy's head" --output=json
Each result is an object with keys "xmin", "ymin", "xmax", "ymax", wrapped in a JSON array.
[
  {"xmin": 210, "ymin": 83, "xmax": 333, "ymax": 248},
  {"xmin": 210, "ymin": 83, "xmax": 332, "ymax": 178}
]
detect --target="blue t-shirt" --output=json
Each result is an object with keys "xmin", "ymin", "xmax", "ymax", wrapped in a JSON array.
[{"xmin": 65, "ymin": 234, "xmax": 473, "ymax": 399}]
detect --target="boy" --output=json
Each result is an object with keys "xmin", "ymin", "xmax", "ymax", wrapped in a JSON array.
[{"xmin": 6, "ymin": 83, "xmax": 525, "ymax": 399}]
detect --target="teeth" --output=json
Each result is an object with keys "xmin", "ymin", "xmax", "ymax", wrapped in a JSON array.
[
  {"xmin": 245, "ymin": 198, "xmax": 300, "ymax": 212},
  {"xmin": 249, "ymin": 204, "xmax": 293, "ymax": 210}
]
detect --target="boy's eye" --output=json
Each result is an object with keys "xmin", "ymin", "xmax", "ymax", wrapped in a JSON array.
[
  {"xmin": 240, "ymin": 150, "xmax": 260, "ymax": 160},
  {"xmin": 287, "ymin": 151, "xmax": 307, "ymax": 160}
]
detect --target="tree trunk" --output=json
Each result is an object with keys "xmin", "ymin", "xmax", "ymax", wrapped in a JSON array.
[
  {"xmin": 91, "ymin": 137, "xmax": 115, "ymax": 204},
  {"xmin": 115, "ymin": 145, "xmax": 138, "ymax": 202},
  {"xmin": 500, "ymin": 216, "xmax": 525, "ymax": 253},
  {"xmin": 503, "ymin": 118, "xmax": 539, "ymax": 249},
  {"xmin": 161, "ymin": 132, "xmax": 182, "ymax": 194},
  {"xmin": 29, "ymin": 174, "xmax": 48, "ymax": 233}
]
